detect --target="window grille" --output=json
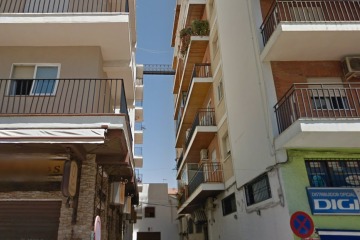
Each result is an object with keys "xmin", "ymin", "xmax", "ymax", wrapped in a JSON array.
[
  {"xmin": 305, "ymin": 159, "xmax": 360, "ymax": 187},
  {"xmin": 245, "ymin": 174, "xmax": 271, "ymax": 206}
]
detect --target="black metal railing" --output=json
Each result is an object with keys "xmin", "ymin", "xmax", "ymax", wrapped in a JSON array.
[
  {"xmin": 0, "ymin": 78, "xmax": 129, "ymax": 115},
  {"xmin": 185, "ymin": 108, "xmax": 216, "ymax": 149},
  {"xmin": 178, "ymin": 186, "xmax": 188, "ymax": 207},
  {"xmin": 188, "ymin": 163, "xmax": 223, "ymax": 197},
  {"xmin": 260, "ymin": 0, "xmax": 360, "ymax": 45},
  {"xmin": 176, "ymin": 152, "xmax": 184, "ymax": 171},
  {"xmin": 186, "ymin": 63, "xmax": 212, "ymax": 99},
  {"xmin": 192, "ymin": 63, "xmax": 212, "ymax": 79},
  {"xmin": 275, "ymin": 83, "xmax": 360, "ymax": 133},
  {"xmin": 175, "ymin": 92, "xmax": 188, "ymax": 134},
  {"xmin": 0, "ymin": 0, "xmax": 129, "ymax": 13},
  {"xmin": 135, "ymin": 169, "xmax": 143, "ymax": 183}
]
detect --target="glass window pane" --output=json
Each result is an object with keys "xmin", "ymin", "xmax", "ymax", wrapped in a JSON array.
[{"xmin": 32, "ymin": 66, "xmax": 58, "ymax": 94}]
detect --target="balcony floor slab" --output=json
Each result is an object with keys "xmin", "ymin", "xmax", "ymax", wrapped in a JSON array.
[
  {"xmin": 275, "ymin": 118, "xmax": 360, "ymax": 149},
  {"xmin": 261, "ymin": 23, "xmax": 360, "ymax": 61}
]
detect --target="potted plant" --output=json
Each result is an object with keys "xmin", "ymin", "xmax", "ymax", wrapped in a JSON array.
[{"xmin": 179, "ymin": 20, "xmax": 210, "ymax": 57}]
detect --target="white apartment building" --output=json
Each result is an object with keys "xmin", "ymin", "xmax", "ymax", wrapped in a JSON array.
[
  {"xmin": 171, "ymin": 0, "xmax": 360, "ymax": 239},
  {"xmin": 133, "ymin": 183, "xmax": 179, "ymax": 240}
]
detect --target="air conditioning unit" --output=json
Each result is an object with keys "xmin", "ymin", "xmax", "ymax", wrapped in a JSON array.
[
  {"xmin": 342, "ymin": 56, "xmax": 360, "ymax": 81},
  {"xmin": 200, "ymin": 149, "xmax": 208, "ymax": 161}
]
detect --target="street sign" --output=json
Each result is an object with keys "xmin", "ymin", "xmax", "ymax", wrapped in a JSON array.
[
  {"xmin": 307, "ymin": 187, "xmax": 360, "ymax": 215},
  {"xmin": 290, "ymin": 211, "xmax": 314, "ymax": 238}
]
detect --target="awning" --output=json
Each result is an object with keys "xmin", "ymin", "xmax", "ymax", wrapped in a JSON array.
[
  {"xmin": 318, "ymin": 229, "xmax": 360, "ymax": 240},
  {"xmin": 0, "ymin": 129, "xmax": 106, "ymax": 144},
  {"xmin": 193, "ymin": 209, "xmax": 207, "ymax": 224}
]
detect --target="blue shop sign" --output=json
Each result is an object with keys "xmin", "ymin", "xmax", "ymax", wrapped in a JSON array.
[{"xmin": 306, "ymin": 187, "xmax": 360, "ymax": 215}]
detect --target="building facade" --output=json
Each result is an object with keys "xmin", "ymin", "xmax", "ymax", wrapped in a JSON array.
[
  {"xmin": 133, "ymin": 183, "xmax": 178, "ymax": 240},
  {"xmin": 171, "ymin": 0, "xmax": 360, "ymax": 239},
  {"xmin": 0, "ymin": 1, "xmax": 143, "ymax": 239}
]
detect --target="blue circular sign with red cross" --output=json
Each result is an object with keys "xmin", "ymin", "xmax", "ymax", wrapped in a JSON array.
[{"xmin": 290, "ymin": 211, "xmax": 314, "ymax": 238}]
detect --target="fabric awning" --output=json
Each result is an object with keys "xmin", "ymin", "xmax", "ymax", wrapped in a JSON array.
[
  {"xmin": 0, "ymin": 129, "xmax": 106, "ymax": 144},
  {"xmin": 318, "ymin": 229, "xmax": 360, "ymax": 240},
  {"xmin": 193, "ymin": 209, "xmax": 207, "ymax": 224}
]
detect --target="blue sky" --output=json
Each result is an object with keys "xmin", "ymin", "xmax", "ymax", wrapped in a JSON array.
[{"xmin": 136, "ymin": 0, "xmax": 177, "ymax": 188}]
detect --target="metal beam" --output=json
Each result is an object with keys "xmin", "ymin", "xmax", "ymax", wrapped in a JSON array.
[{"xmin": 143, "ymin": 64, "xmax": 175, "ymax": 75}]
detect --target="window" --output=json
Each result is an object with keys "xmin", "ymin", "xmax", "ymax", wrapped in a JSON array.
[
  {"xmin": 222, "ymin": 193, "xmax": 236, "ymax": 216},
  {"xmin": 10, "ymin": 64, "xmax": 59, "ymax": 96},
  {"xmin": 245, "ymin": 174, "xmax": 271, "ymax": 206},
  {"xmin": 305, "ymin": 159, "xmax": 360, "ymax": 187},
  {"xmin": 312, "ymin": 96, "xmax": 350, "ymax": 110},
  {"xmin": 144, "ymin": 207, "xmax": 155, "ymax": 218},
  {"xmin": 217, "ymin": 80, "xmax": 223, "ymax": 102}
]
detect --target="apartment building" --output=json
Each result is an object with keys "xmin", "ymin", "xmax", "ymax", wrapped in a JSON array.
[
  {"xmin": 171, "ymin": 0, "xmax": 360, "ymax": 239},
  {"xmin": 0, "ymin": 0, "xmax": 143, "ymax": 239},
  {"xmin": 133, "ymin": 183, "xmax": 178, "ymax": 240}
]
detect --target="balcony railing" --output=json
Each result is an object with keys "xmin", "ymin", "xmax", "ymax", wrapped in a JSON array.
[
  {"xmin": 0, "ymin": 78, "xmax": 129, "ymax": 115},
  {"xmin": 176, "ymin": 152, "xmax": 184, "ymax": 170},
  {"xmin": 0, "ymin": 0, "xmax": 129, "ymax": 13},
  {"xmin": 186, "ymin": 63, "xmax": 212, "ymax": 96},
  {"xmin": 192, "ymin": 63, "xmax": 212, "ymax": 79},
  {"xmin": 275, "ymin": 83, "xmax": 360, "ymax": 133},
  {"xmin": 188, "ymin": 163, "xmax": 223, "ymax": 197},
  {"xmin": 260, "ymin": 0, "xmax": 360, "ymax": 45},
  {"xmin": 185, "ymin": 108, "xmax": 216, "ymax": 149},
  {"xmin": 135, "ymin": 169, "xmax": 143, "ymax": 183}
]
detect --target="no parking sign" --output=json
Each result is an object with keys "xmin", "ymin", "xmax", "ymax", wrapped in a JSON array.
[{"xmin": 290, "ymin": 211, "xmax": 314, "ymax": 239}]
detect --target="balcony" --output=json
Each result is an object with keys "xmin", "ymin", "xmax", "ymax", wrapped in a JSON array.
[
  {"xmin": 135, "ymin": 100, "xmax": 143, "ymax": 122},
  {"xmin": 134, "ymin": 122, "xmax": 143, "ymax": 144},
  {"xmin": 0, "ymin": 0, "xmax": 134, "ymax": 62},
  {"xmin": 0, "ymin": 78, "xmax": 128, "ymax": 114},
  {"xmin": 175, "ymin": 64, "xmax": 212, "ymax": 148},
  {"xmin": 178, "ymin": 162, "xmax": 224, "ymax": 214},
  {"xmin": 135, "ymin": 78, "xmax": 143, "ymax": 102},
  {"xmin": 173, "ymin": 18, "xmax": 210, "ymax": 96},
  {"xmin": 134, "ymin": 146, "xmax": 143, "ymax": 168},
  {"xmin": 177, "ymin": 109, "xmax": 217, "ymax": 177},
  {"xmin": 0, "ymin": 78, "xmax": 134, "ymax": 177},
  {"xmin": 274, "ymin": 83, "xmax": 360, "ymax": 149},
  {"xmin": 260, "ymin": 0, "xmax": 360, "ymax": 61},
  {"xmin": 174, "ymin": 36, "xmax": 209, "ymax": 95}
]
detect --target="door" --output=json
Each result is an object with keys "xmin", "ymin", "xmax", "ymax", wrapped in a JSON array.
[
  {"xmin": 0, "ymin": 200, "xmax": 62, "ymax": 239},
  {"xmin": 137, "ymin": 232, "xmax": 161, "ymax": 240}
]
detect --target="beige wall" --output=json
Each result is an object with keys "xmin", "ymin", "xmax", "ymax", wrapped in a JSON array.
[
  {"xmin": 0, "ymin": 46, "xmax": 106, "ymax": 79},
  {"xmin": 0, "ymin": 47, "xmax": 128, "ymax": 114}
]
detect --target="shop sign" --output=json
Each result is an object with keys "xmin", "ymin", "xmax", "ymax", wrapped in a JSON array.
[
  {"xmin": 307, "ymin": 187, "xmax": 360, "ymax": 215},
  {"xmin": 61, "ymin": 161, "xmax": 78, "ymax": 197}
]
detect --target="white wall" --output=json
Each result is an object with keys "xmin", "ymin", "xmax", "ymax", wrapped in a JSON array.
[
  {"xmin": 209, "ymin": 0, "xmax": 294, "ymax": 239},
  {"xmin": 133, "ymin": 183, "xmax": 179, "ymax": 240}
]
